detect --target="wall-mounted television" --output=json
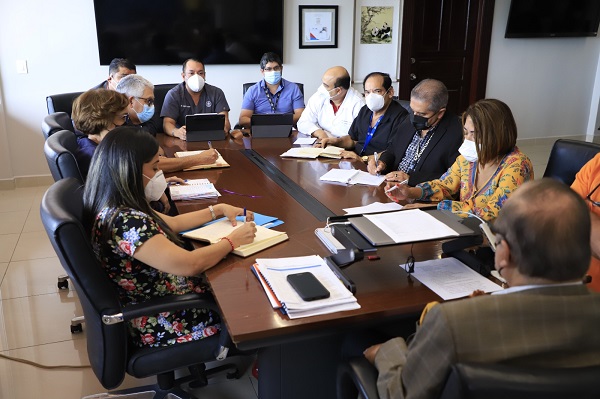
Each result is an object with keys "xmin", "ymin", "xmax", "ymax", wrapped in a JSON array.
[
  {"xmin": 93, "ymin": 0, "xmax": 284, "ymax": 65},
  {"xmin": 505, "ymin": 0, "xmax": 600, "ymax": 38}
]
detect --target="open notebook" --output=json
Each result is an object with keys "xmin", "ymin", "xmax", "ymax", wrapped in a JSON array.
[
  {"xmin": 280, "ymin": 146, "xmax": 344, "ymax": 159},
  {"xmin": 174, "ymin": 150, "xmax": 230, "ymax": 171},
  {"xmin": 182, "ymin": 219, "xmax": 288, "ymax": 257},
  {"xmin": 169, "ymin": 179, "xmax": 220, "ymax": 201},
  {"xmin": 319, "ymin": 168, "xmax": 385, "ymax": 186}
]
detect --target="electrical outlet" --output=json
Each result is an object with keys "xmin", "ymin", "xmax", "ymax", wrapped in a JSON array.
[{"xmin": 16, "ymin": 60, "xmax": 28, "ymax": 74}]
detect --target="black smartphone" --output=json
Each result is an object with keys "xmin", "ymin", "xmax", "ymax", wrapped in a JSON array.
[{"xmin": 286, "ymin": 272, "xmax": 330, "ymax": 301}]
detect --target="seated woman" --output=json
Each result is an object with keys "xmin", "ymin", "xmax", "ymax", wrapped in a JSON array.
[
  {"xmin": 83, "ymin": 126, "xmax": 257, "ymax": 347},
  {"xmin": 71, "ymin": 89, "xmax": 130, "ymax": 179},
  {"xmin": 386, "ymin": 99, "xmax": 533, "ymax": 221}
]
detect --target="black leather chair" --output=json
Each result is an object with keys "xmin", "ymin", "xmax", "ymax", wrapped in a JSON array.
[
  {"xmin": 41, "ymin": 112, "xmax": 74, "ymax": 139},
  {"xmin": 43, "ymin": 130, "xmax": 84, "ymax": 183},
  {"xmin": 46, "ymin": 91, "xmax": 83, "ymax": 115},
  {"xmin": 40, "ymin": 178, "xmax": 241, "ymax": 399},
  {"xmin": 150, "ymin": 83, "xmax": 177, "ymax": 134},
  {"xmin": 543, "ymin": 139, "xmax": 600, "ymax": 185},
  {"xmin": 242, "ymin": 81, "xmax": 304, "ymax": 97},
  {"xmin": 337, "ymin": 357, "xmax": 600, "ymax": 399}
]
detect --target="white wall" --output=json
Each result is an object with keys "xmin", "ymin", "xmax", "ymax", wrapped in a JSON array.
[
  {"xmin": 486, "ymin": 0, "xmax": 600, "ymax": 139},
  {"xmin": 1, "ymin": 0, "xmax": 600, "ymax": 181}
]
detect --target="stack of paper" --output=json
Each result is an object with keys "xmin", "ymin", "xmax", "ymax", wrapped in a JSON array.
[
  {"xmin": 174, "ymin": 150, "xmax": 230, "ymax": 171},
  {"xmin": 319, "ymin": 168, "xmax": 385, "ymax": 186},
  {"xmin": 252, "ymin": 255, "xmax": 360, "ymax": 319},
  {"xmin": 169, "ymin": 179, "xmax": 221, "ymax": 201},
  {"xmin": 182, "ymin": 219, "xmax": 288, "ymax": 257},
  {"xmin": 280, "ymin": 146, "xmax": 344, "ymax": 159}
]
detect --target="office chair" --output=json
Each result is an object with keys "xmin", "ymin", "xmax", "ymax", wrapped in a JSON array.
[
  {"xmin": 336, "ymin": 357, "xmax": 600, "ymax": 399},
  {"xmin": 242, "ymin": 81, "xmax": 304, "ymax": 97},
  {"xmin": 543, "ymin": 139, "xmax": 600, "ymax": 185},
  {"xmin": 41, "ymin": 178, "xmax": 241, "ymax": 399},
  {"xmin": 150, "ymin": 83, "xmax": 177, "ymax": 134},
  {"xmin": 392, "ymin": 97, "xmax": 412, "ymax": 114},
  {"xmin": 41, "ymin": 112, "xmax": 74, "ymax": 139},
  {"xmin": 46, "ymin": 91, "xmax": 83, "ymax": 115},
  {"xmin": 43, "ymin": 129, "xmax": 84, "ymax": 184}
]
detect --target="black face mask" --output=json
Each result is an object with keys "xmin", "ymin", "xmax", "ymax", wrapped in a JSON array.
[{"xmin": 412, "ymin": 114, "xmax": 431, "ymax": 131}]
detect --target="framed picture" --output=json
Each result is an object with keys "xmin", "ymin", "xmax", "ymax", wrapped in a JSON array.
[{"xmin": 299, "ymin": 5, "xmax": 338, "ymax": 49}]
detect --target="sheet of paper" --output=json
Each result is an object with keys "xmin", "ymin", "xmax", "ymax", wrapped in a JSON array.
[
  {"xmin": 349, "ymin": 171, "xmax": 386, "ymax": 186},
  {"xmin": 364, "ymin": 209, "xmax": 459, "ymax": 243},
  {"xmin": 409, "ymin": 257, "xmax": 503, "ymax": 300},
  {"xmin": 294, "ymin": 137, "xmax": 317, "ymax": 145},
  {"xmin": 280, "ymin": 147, "xmax": 323, "ymax": 158},
  {"xmin": 343, "ymin": 202, "xmax": 403, "ymax": 215},
  {"xmin": 319, "ymin": 168, "xmax": 359, "ymax": 184}
]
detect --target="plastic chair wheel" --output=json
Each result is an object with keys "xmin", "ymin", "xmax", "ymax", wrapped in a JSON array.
[{"xmin": 70, "ymin": 323, "xmax": 83, "ymax": 333}]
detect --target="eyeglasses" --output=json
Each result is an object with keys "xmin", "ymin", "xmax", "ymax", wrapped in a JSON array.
[
  {"xmin": 136, "ymin": 96, "xmax": 155, "ymax": 106},
  {"xmin": 586, "ymin": 182, "xmax": 600, "ymax": 207},
  {"xmin": 263, "ymin": 66, "xmax": 282, "ymax": 72}
]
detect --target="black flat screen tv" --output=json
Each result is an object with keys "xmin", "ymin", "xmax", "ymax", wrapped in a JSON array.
[
  {"xmin": 93, "ymin": 0, "xmax": 284, "ymax": 65},
  {"xmin": 505, "ymin": 0, "xmax": 600, "ymax": 38}
]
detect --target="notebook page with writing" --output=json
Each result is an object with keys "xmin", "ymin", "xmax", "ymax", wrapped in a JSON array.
[
  {"xmin": 169, "ymin": 179, "xmax": 220, "ymax": 200},
  {"xmin": 348, "ymin": 171, "xmax": 385, "ymax": 186},
  {"xmin": 319, "ymin": 168, "xmax": 360, "ymax": 184},
  {"xmin": 174, "ymin": 150, "xmax": 230, "ymax": 171},
  {"xmin": 363, "ymin": 209, "xmax": 459, "ymax": 243}
]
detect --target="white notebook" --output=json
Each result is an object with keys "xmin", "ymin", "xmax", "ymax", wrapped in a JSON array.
[
  {"xmin": 169, "ymin": 179, "xmax": 220, "ymax": 201},
  {"xmin": 280, "ymin": 146, "xmax": 344, "ymax": 159},
  {"xmin": 319, "ymin": 168, "xmax": 385, "ymax": 186}
]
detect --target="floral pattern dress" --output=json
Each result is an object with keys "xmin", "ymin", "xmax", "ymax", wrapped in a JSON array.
[
  {"xmin": 417, "ymin": 146, "xmax": 533, "ymax": 221},
  {"xmin": 91, "ymin": 207, "xmax": 220, "ymax": 347}
]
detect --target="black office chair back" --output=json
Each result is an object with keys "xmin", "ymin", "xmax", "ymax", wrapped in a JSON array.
[
  {"xmin": 41, "ymin": 112, "xmax": 74, "ymax": 139},
  {"xmin": 150, "ymin": 83, "xmax": 177, "ymax": 134},
  {"xmin": 243, "ymin": 81, "xmax": 304, "ymax": 97},
  {"xmin": 41, "ymin": 178, "xmax": 128, "ymax": 389},
  {"xmin": 43, "ymin": 130, "xmax": 84, "ymax": 183},
  {"xmin": 439, "ymin": 362, "xmax": 600, "ymax": 399},
  {"xmin": 46, "ymin": 91, "xmax": 83, "ymax": 115},
  {"xmin": 543, "ymin": 139, "xmax": 600, "ymax": 185}
]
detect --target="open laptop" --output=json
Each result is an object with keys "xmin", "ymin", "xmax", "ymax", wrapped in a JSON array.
[
  {"xmin": 251, "ymin": 113, "xmax": 293, "ymax": 138},
  {"xmin": 185, "ymin": 113, "xmax": 226, "ymax": 142}
]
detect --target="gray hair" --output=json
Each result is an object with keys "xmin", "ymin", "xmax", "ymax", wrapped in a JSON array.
[
  {"xmin": 410, "ymin": 79, "xmax": 448, "ymax": 112},
  {"xmin": 116, "ymin": 74, "xmax": 154, "ymax": 98}
]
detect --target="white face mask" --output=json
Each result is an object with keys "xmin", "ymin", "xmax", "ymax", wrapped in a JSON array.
[
  {"xmin": 365, "ymin": 93, "xmax": 385, "ymax": 112},
  {"xmin": 318, "ymin": 84, "xmax": 337, "ymax": 99},
  {"xmin": 143, "ymin": 170, "xmax": 167, "ymax": 202},
  {"xmin": 458, "ymin": 139, "xmax": 478, "ymax": 163},
  {"xmin": 186, "ymin": 74, "xmax": 205, "ymax": 93}
]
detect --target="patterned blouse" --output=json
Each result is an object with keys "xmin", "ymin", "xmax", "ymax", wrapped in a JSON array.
[
  {"xmin": 417, "ymin": 147, "xmax": 533, "ymax": 221},
  {"xmin": 91, "ymin": 207, "xmax": 220, "ymax": 347}
]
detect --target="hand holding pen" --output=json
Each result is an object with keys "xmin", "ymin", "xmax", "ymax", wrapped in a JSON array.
[{"xmin": 384, "ymin": 179, "xmax": 411, "ymax": 202}]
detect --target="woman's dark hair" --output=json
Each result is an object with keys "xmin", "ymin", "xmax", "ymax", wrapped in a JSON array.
[{"xmin": 83, "ymin": 126, "xmax": 179, "ymax": 243}]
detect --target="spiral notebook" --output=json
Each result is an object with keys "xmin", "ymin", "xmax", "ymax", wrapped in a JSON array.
[{"xmin": 169, "ymin": 179, "xmax": 220, "ymax": 201}]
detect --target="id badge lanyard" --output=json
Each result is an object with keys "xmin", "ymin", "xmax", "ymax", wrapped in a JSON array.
[{"xmin": 360, "ymin": 114, "xmax": 383, "ymax": 155}]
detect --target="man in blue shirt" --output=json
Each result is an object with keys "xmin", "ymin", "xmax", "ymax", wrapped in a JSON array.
[
  {"xmin": 161, "ymin": 58, "xmax": 231, "ymax": 140},
  {"xmin": 238, "ymin": 52, "xmax": 305, "ymax": 129}
]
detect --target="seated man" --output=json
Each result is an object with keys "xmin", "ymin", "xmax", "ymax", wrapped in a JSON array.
[
  {"xmin": 368, "ymin": 79, "xmax": 463, "ymax": 186},
  {"xmin": 116, "ymin": 74, "xmax": 218, "ymax": 173},
  {"xmin": 297, "ymin": 66, "xmax": 364, "ymax": 139},
  {"xmin": 319, "ymin": 72, "xmax": 408, "ymax": 161},
  {"xmin": 238, "ymin": 52, "xmax": 305, "ymax": 129},
  {"xmin": 161, "ymin": 58, "xmax": 231, "ymax": 140},
  {"xmin": 571, "ymin": 152, "xmax": 600, "ymax": 292},
  {"xmin": 91, "ymin": 58, "xmax": 136, "ymax": 91},
  {"xmin": 365, "ymin": 178, "xmax": 600, "ymax": 399}
]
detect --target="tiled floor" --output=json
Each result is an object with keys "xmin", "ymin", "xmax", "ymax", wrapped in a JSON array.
[{"xmin": 0, "ymin": 136, "xmax": 586, "ymax": 398}]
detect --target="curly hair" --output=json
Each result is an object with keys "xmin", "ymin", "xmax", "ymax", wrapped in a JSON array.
[{"xmin": 71, "ymin": 89, "xmax": 129, "ymax": 136}]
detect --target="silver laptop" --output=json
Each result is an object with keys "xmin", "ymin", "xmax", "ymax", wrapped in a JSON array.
[
  {"xmin": 251, "ymin": 113, "xmax": 293, "ymax": 138},
  {"xmin": 185, "ymin": 113, "xmax": 226, "ymax": 142}
]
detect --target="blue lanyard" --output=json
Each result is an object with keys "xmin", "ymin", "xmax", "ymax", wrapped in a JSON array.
[{"xmin": 360, "ymin": 114, "xmax": 383, "ymax": 155}]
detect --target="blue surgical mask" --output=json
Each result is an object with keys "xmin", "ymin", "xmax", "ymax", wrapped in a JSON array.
[
  {"xmin": 264, "ymin": 70, "xmax": 282, "ymax": 85},
  {"xmin": 135, "ymin": 99, "xmax": 155, "ymax": 123}
]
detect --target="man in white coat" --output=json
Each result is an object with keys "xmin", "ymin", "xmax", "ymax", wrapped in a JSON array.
[{"xmin": 297, "ymin": 66, "xmax": 364, "ymax": 139}]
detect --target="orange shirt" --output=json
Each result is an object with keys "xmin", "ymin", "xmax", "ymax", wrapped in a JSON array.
[{"xmin": 571, "ymin": 152, "xmax": 600, "ymax": 292}]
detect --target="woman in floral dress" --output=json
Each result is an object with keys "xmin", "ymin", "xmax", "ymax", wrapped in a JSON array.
[
  {"xmin": 83, "ymin": 126, "xmax": 257, "ymax": 347},
  {"xmin": 385, "ymin": 99, "xmax": 533, "ymax": 222}
]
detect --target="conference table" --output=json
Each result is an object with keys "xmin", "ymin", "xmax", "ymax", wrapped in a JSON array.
[{"xmin": 158, "ymin": 133, "xmax": 444, "ymax": 399}]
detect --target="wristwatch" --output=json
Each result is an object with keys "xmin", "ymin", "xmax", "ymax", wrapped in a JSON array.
[{"xmin": 361, "ymin": 156, "xmax": 369, "ymax": 162}]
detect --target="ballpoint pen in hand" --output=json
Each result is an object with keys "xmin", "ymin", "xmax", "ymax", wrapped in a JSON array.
[
  {"xmin": 374, "ymin": 152, "xmax": 379, "ymax": 176},
  {"xmin": 208, "ymin": 141, "xmax": 213, "ymax": 149},
  {"xmin": 385, "ymin": 179, "xmax": 408, "ymax": 193}
]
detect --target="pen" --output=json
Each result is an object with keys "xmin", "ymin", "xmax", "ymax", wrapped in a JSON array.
[
  {"xmin": 243, "ymin": 207, "xmax": 247, "ymax": 222},
  {"xmin": 208, "ymin": 141, "xmax": 213, "ymax": 149},
  {"xmin": 385, "ymin": 179, "xmax": 408, "ymax": 193},
  {"xmin": 374, "ymin": 152, "xmax": 379, "ymax": 176}
]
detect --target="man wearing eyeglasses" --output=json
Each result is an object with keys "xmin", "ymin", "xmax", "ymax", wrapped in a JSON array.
[
  {"xmin": 161, "ymin": 58, "xmax": 231, "ymax": 140},
  {"xmin": 238, "ymin": 52, "xmax": 305, "ymax": 129},
  {"xmin": 571, "ymin": 153, "xmax": 600, "ymax": 292},
  {"xmin": 117, "ymin": 74, "xmax": 218, "ymax": 173},
  {"xmin": 91, "ymin": 58, "xmax": 137, "ymax": 91},
  {"xmin": 364, "ymin": 178, "xmax": 600, "ymax": 399},
  {"xmin": 318, "ymin": 72, "xmax": 408, "ymax": 161}
]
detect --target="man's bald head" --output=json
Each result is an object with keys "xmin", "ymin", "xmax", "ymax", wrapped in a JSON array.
[
  {"xmin": 493, "ymin": 178, "xmax": 591, "ymax": 282},
  {"xmin": 322, "ymin": 66, "xmax": 351, "ymax": 90},
  {"xmin": 410, "ymin": 79, "xmax": 448, "ymax": 113}
]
